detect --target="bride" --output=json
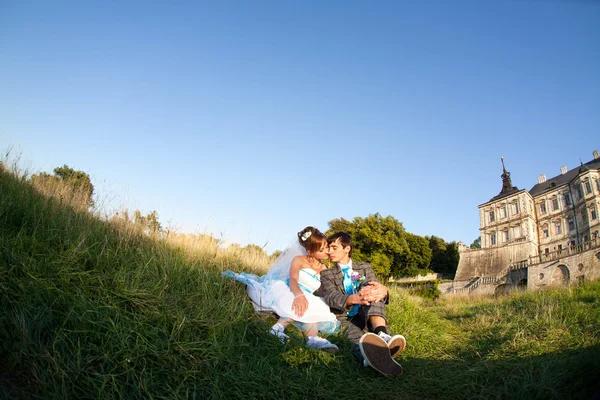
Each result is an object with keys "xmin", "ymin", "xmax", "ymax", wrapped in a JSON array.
[{"xmin": 222, "ymin": 226, "xmax": 340, "ymax": 352}]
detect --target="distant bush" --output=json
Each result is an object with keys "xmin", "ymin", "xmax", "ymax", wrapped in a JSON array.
[{"xmin": 400, "ymin": 280, "xmax": 442, "ymax": 300}]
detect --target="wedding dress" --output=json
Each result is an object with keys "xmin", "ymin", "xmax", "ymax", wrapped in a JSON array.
[{"xmin": 222, "ymin": 241, "xmax": 340, "ymax": 334}]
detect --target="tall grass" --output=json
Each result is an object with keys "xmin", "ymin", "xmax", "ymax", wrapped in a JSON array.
[{"xmin": 1, "ymin": 162, "xmax": 599, "ymax": 399}]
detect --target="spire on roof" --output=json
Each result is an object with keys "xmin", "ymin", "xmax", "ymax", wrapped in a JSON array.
[{"xmin": 499, "ymin": 157, "xmax": 518, "ymax": 195}]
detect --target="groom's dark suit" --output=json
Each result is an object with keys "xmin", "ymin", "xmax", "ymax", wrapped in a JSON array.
[{"xmin": 320, "ymin": 261, "xmax": 390, "ymax": 361}]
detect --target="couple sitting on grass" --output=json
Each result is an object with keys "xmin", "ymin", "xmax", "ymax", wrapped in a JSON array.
[{"xmin": 223, "ymin": 226, "xmax": 407, "ymax": 376}]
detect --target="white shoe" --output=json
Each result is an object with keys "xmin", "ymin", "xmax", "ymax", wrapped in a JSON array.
[
  {"xmin": 377, "ymin": 331, "xmax": 407, "ymax": 358},
  {"xmin": 269, "ymin": 328, "xmax": 290, "ymax": 343},
  {"xmin": 306, "ymin": 337, "xmax": 339, "ymax": 353},
  {"xmin": 377, "ymin": 331, "xmax": 393, "ymax": 343}
]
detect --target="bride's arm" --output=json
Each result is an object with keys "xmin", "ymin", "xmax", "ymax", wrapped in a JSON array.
[{"xmin": 289, "ymin": 256, "xmax": 309, "ymax": 317}]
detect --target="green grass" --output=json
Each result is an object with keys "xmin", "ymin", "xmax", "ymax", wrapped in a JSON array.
[{"xmin": 1, "ymin": 163, "xmax": 599, "ymax": 399}]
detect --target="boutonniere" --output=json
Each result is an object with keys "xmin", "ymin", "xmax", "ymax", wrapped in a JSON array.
[{"xmin": 351, "ymin": 271, "xmax": 365, "ymax": 289}]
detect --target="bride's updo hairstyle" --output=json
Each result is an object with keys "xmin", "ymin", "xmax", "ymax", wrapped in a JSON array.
[{"xmin": 298, "ymin": 226, "xmax": 327, "ymax": 254}]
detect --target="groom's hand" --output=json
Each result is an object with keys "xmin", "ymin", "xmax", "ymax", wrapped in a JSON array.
[
  {"xmin": 359, "ymin": 282, "xmax": 388, "ymax": 303},
  {"xmin": 347, "ymin": 294, "xmax": 372, "ymax": 306}
]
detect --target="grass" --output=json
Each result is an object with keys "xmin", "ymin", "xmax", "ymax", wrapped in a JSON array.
[{"xmin": 1, "ymin": 161, "xmax": 599, "ymax": 399}]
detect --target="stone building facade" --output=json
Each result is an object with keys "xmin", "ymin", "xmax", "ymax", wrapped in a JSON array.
[{"xmin": 450, "ymin": 150, "xmax": 600, "ymax": 295}]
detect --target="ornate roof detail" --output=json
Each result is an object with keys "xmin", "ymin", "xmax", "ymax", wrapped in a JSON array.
[{"xmin": 488, "ymin": 157, "xmax": 519, "ymax": 202}]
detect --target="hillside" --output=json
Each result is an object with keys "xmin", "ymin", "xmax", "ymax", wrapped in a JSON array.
[{"xmin": 1, "ymin": 164, "xmax": 599, "ymax": 399}]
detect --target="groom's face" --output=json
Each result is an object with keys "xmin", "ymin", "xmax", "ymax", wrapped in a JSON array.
[{"xmin": 328, "ymin": 239, "xmax": 350, "ymax": 264}]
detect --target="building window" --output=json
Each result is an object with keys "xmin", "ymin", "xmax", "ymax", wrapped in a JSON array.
[
  {"xmin": 504, "ymin": 231, "xmax": 509, "ymax": 242},
  {"xmin": 558, "ymin": 244, "xmax": 563, "ymax": 252},
  {"xmin": 564, "ymin": 194, "xmax": 571, "ymax": 206},
  {"xmin": 544, "ymin": 248, "xmax": 549, "ymax": 255},
  {"xmin": 489, "ymin": 211, "xmax": 495, "ymax": 223},
  {"xmin": 585, "ymin": 181, "xmax": 592, "ymax": 194},
  {"xmin": 540, "ymin": 202, "xmax": 547, "ymax": 214},
  {"xmin": 552, "ymin": 198, "xmax": 559, "ymax": 211},
  {"xmin": 577, "ymin": 185, "xmax": 583, "ymax": 199},
  {"xmin": 490, "ymin": 233, "xmax": 496, "ymax": 245},
  {"xmin": 568, "ymin": 217, "xmax": 575, "ymax": 231},
  {"xmin": 582, "ymin": 210, "xmax": 588, "ymax": 223},
  {"xmin": 500, "ymin": 206, "xmax": 507, "ymax": 219},
  {"xmin": 543, "ymin": 227, "xmax": 549, "ymax": 238},
  {"xmin": 592, "ymin": 208, "xmax": 597, "ymax": 220},
  {"xmin": 555, "ymin": 222, "xmax": 562, "ymax": 235},
  {"xmin": 514, "ymin": 201, "xmax": 520, "ymax": 214},
  {"xmin": 596, "ymin": 179, "xmax": 600, "ymax": 192}
]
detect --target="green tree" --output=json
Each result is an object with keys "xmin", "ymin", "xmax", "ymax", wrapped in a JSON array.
[
  {"xmin": 428, "ymin": 235, "xmax": 448, "ymax": 273},
  {"xmin": 404, "ymin": 232, "xmax": 433, "ymax": 276},
  {"xmin": 146, "ymin": 210, "xmax": 162, "ymax": 234},
  {"xmin": 327, "ymin": 213, "xmax": 410, "ymax": 278},
  {"xmin": 31, "ymin": 164, "xmax": 95, "ymax": 207},
  {"xmin": 428, "ymin": 236, "xmax": 460, "ymax": 276},
  {"xmin": 445, "ymin": 241, "xmax": 460, "ymax": 277},
  {"xmin": 470, "ymin": 236, "xmax": 481, "ymax": 249}
]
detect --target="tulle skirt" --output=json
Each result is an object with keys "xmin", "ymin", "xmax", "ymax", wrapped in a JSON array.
[{"xmin": 222, "ymin": 271, "xmax": 340, "ymax": 334}]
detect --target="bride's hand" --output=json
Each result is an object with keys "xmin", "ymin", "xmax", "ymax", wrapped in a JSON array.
[{"xmin": 292, "ymin": 294, "xmax": 308, "ymax": 317}]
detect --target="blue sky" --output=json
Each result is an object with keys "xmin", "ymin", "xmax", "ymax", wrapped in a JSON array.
[{"xmin": 1, "ymin": 0, "xmax": 599, "ymax": 253}]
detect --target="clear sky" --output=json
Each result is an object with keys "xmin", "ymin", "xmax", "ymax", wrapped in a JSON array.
[{"xmin": 1, "ymin": 0, "xmax": 599, "ymax": 253}]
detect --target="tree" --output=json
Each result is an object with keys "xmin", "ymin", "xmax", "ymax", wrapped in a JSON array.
[
  {"xmin": 428, "ymin": 236, "xmax": 460, "ymax": 276},
  {"xmin": 327, "ymin": 213, "xmax": 410, "ymax": 278},
  {"xmin": 30, "ymin": 164, "xmax": 95, "ymax": 207},
  {"xmin": 445, "ymin": 241, "xmax": 460, "ymax": 276},
  {"xmin": 146, "ymin": 210, "xmax": 162, "ymax": 234},
  {"xmin": 404, "ymin": 232, "xmax": 433, "ymax": 276},
  {"xmin": 470, "ymin": 236, "xmax": 481, "ymax": 249}
]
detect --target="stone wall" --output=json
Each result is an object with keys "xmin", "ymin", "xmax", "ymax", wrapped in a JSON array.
[
  {"xmin": 455, "ymin": 240, "xmax": 537, "ymax": 282},
  {"xmin": 389, "ymin": 273, "xmax": 449, "ymax": 283},
  {"xmin": 527, "ymin": 248, "xmax": 600, "ymax": 291}
]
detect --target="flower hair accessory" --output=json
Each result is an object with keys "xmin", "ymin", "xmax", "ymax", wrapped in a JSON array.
[{"xmin": 301, "ymin": 231, "xmax": 312, "ymax": 241}]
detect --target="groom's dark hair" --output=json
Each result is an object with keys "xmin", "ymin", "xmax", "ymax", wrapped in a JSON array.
[{"xmin": 328, "ymin": 232, "xmax": 353, "ymax": 257}]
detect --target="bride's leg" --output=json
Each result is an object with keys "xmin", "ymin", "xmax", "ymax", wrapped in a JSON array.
[
  {"xmin": 304, "ymin": 324, "xmax": 339, "ymax": 353},
  {"xmin": 303, "ymin": 323, "xmax": 318, "ymax": 337},
  {"xmin": 276, "ymin": 318, "xmax": 290, "ymax": 328}
]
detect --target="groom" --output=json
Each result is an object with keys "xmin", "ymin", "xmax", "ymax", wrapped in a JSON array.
[{"xmin": 320, "ymin": 232, "xmax": 406, "ymax": 375}]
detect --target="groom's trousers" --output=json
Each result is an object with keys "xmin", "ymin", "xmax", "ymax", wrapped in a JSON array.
[{"xmin": 337, "ymin": 301, "xmax": 390, "ymax": 362}]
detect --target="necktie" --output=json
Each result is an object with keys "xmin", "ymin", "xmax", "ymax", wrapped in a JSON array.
[{"xmin": 341, "ymin": 265, "xmax": 359, "ymax": 317}]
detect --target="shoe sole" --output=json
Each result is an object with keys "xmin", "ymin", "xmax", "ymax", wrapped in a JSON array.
[
  {"xmin": 319, "ymin": 344, "xmax": 339, "ymax": 353},
  {"xmin": 359, "ymin": 333, "xmax": 403, "ymax": 376},
  {"xmin": 305, "ymin": 342, "xmax": 339, "ymax": 353},
  {"xmin": 388, "ymin": 335, "xmax": 406, "ymax": 359}
]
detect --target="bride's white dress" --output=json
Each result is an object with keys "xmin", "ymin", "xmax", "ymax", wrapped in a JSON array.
[{"xmin": 222, "ymin": 245, "xmax": 340, "ymax": 334}]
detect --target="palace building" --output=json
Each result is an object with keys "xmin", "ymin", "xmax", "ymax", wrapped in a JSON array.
[{"xmin": 450, "ymin": 150, "xmax": 600, "ymax": 295}]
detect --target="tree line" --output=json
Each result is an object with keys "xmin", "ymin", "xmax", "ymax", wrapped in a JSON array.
[
  {"xmin": 327, "ymin": 213, "xmax": 460, "ymax": 279},
  {"xmin": 32, "ymin": 165, "xmax": 466, "ymax": 278}
]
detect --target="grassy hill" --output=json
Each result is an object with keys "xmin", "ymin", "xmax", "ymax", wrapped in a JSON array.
[{"xmin": 1, "ymin": 163, "xmax": 599, "ymax": 399}]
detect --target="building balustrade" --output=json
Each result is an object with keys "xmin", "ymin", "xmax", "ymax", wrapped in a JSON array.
[
  {"xmin": 452, "ymin": 259, "xmax": 529, "ymax": 294},
  {"xmin": 529, "ymin": 237, "xmax": 600, "ymax": 265}
]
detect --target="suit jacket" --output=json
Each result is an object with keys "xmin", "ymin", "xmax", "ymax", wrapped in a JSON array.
[{"xmin": 320, "ymin": 261, "xmax": 388, "ymax": 316}]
